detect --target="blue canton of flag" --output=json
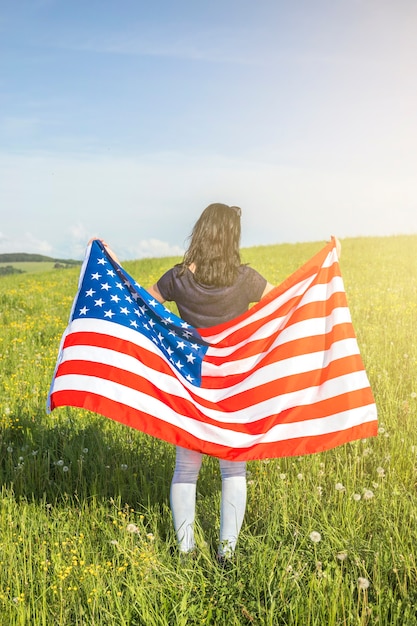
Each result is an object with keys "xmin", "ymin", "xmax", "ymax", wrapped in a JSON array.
[{"xmin": 72, "ymin": 240, "xmax": 209, "ymax": 385}]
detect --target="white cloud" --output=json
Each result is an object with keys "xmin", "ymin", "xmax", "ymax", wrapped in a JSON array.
[
  {"xmin": 69, "ymin": 222, "xmax": 88, "ymax": 240},
  {"xmin": 1, "ymin": 149, "xmax": 416, "ymax": 261},
  {"xmin": 0, "ymin": 231, "xmax": 54, "ymax": 255},
  {"xmin": 124, "ymin": 238, "xmax": 184, "ymax": 260}
]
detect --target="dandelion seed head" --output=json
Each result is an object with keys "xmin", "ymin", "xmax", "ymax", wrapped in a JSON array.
[
  {"xmin": 297, "ymin": 473, "xmax": 303, "ymax": 480},
  {"xmin": 279, "ymin": 473, "xmax": 287, "ymax": 480},
  {"xmin": 363, "ymin": 489, "xmax": 374, "ymax": 500},
  {"xmin": 358, "ymin": 576, "xmax": 370, "ymax": 590},
  {"xmin": 353, "ymin": 493, "xmax": 362, "ymax": 501},
  {"xmin": 120, "ymin": 464, "xmax": 128, "ymax": 470},
  {"xmin": 309, "ymin": 531, "xmax": 322, "ymax": 543},
  {"xmin": 56, "ymin": 459, "xmax": 64, "ymax": 466},
  {"xmin": 335, "ymin": 482, "xmax": 346, "ymax": 492},
  {"xmin": 126, "ymin": 523, "xmax": 139, "ymax": 533},
  {"xmin": 337, "ymin": 551, "xmax": 348, "ymax": 561},
  {"xmin": 411, "ymin": 392, "xmax": 417, "ymax": 399}
]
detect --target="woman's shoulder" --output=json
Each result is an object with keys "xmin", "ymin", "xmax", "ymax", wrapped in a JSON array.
[
  {"xmin": 157, "ymin": 263, "xmax": 190, "ymax": 302},
  {"xmin": 237, "ymin": 264, "xmax": 263, "ymax": 279},
  {"xmin": 236, "ymin": 264, "xmax": 267, "ymax": 299}
]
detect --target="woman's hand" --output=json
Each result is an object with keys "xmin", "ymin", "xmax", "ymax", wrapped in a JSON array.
[
  {"xmin": 88, "ymin": 237, "xmax": 108, "ymax": 247},
  {"xmin": 328, "ymin": 236, "xmax": 341, "ymax": 259},
  {"xmin": 87, "ymin": 238, "xmax": 121, "ymax": 264},
  {"xmin": 333, "ymin": 236, "xmax": 342, "ymax": 259}
]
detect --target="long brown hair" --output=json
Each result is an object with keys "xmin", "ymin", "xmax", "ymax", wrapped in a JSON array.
[{"xmin": 181, "ymin": 203, "xmax": 242, "ymax": 287}]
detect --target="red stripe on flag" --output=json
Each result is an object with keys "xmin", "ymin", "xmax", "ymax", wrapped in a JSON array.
[
  {"xmin": 49, "ymin": 389, "xmax": 377, "ymax": 461},
  {"xmin": 52, "ymin": 354, "xmax": 374, "ymax": 428}
]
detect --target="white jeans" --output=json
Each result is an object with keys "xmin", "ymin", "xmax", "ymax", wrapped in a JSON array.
[{"xmin": 170, "ymin": 446, "xmax": 247, "ymax": 556}]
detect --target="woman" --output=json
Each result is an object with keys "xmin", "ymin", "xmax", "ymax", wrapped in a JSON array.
[
  {"xmin": 146, "ymin": 203, "xmax": 274, "ymax": 565},
  {"xmin": 97, "ymin": 206, "xmax": 340, "ymax": 565}
]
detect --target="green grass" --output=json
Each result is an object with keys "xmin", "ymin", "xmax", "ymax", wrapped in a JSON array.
[
  {"xmin": 0, "ymin": 235, "xmax": 416, "ymax": 625},
  {"xmin": 0, "ymin": 262, "xmax": 69, "ymax": 274}
]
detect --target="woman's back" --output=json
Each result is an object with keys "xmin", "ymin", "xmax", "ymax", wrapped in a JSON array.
[{"xmin": 156, "ymin": 264, "xmax": 267, "ymax": 328}]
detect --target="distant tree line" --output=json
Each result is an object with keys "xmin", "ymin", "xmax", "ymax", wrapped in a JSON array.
[{"xmin": 0, "ymin": 253, "xmax": 81, "ymax": 264}]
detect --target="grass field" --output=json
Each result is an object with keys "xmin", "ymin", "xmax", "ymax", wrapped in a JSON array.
[
  {"xmin": 0, "ymin": 235, "xmax": 416, "ymax": 625},
  {"xmin": 0, "ymin": 262, "xmax": 77, "ymax": 275}
]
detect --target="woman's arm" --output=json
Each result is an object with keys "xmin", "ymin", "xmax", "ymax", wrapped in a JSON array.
[
  {"xmin": 259, "ymin": 236, "xmax": 340, "ymax": 300},
  {"xmin": 261, "ymin": 281, "xmax": 275, "ymax": 299},
  {"xmin": 147, "ymin": 283, "xmax": 166, "ymax": 304},
  {"xmin": 334, "ymin": 237, "xmax": 342, "ymax": 259},
  {"xmin": 87, "ymin": 238, "xmax": 166, "ymax": 304}
]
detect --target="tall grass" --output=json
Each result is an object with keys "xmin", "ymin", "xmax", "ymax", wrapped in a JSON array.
[{"xmin": 0, "ymin": 236, "xmax": 416, "ymax": 625}]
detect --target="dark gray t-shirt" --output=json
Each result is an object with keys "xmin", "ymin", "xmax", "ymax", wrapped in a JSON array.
[{"xmin": 157, "ymin": 265, "xmax": 267, "ymax": 329}]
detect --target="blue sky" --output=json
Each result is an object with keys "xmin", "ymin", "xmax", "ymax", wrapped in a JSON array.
[{"xmin": 1, "ymin": 0, "xmax": 416, "ymax": 260}]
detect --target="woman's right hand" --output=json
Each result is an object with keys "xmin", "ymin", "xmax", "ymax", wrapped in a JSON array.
[
  {"xmin": 327, "ymin": 236, "xmax": 341, "ymax": 259},
  {"xmin": 333, "ymin": 236, "xmax": 341, "ymax": 259}
]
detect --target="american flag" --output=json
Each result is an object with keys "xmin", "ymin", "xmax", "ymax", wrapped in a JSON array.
[{"xmin": 47, "ymin": 239, "xmax": 378, "ymax": 461}]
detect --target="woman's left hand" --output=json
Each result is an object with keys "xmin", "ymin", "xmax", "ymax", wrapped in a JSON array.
[{"xmin": 87, "ymin": 238, "xmax": 121, "ymax": 264}]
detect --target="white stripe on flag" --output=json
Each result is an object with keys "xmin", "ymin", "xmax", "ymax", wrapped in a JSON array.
[
  {"xmin": 51, "ymin": 373, "xmax": 375, "ymax": 448},
  {"xmin": 55, "ymin": 342, "xmax": 372, "ymax": 425}
]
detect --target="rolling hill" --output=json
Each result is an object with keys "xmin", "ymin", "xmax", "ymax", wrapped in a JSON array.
[{"xmin": 0, "ymin": 252, "xmax": 80, "ymax": 264}]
